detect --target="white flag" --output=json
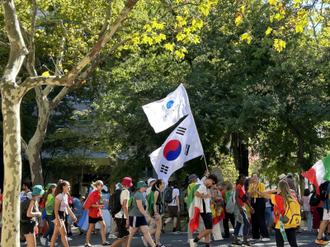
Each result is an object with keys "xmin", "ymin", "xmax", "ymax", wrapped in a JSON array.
[
  {"xmin": 142, "ymin": 84, "xmax": 190, "ymax": 133},
  {"xmin": 149, "ymin": 114, "xmax": 203, "ymax": 183}
]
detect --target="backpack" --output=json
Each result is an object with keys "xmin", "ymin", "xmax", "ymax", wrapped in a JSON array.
[
  {"xmin": 164, "ymin": 187, "xmax": 174, "ymax": 204},
  {"xmin": 20, "ymin": 198, "xmax": 32, "ymax": 223},
  {"xmin": 225, "ymin": 190, "xmax": 236, "ymax": 214},
  {"xmin": 128, "ymin": 194, "xmax": 134, "ymax": 212},
  {"xmin": 309, "ymin": 181, "xmax": 330, "ymax": 207},
  {"xmin": 282, "ymin": 198, "xmax": 301, "ymax": 228},
  {"xmin": 108, "ymin": 189, "xmax": 122, "ymax": 218}
]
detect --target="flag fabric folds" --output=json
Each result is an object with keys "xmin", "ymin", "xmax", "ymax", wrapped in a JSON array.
[
  {"xmin": 142, "ymin": 84, "xmax": 191, "ymax": 133},
  {"xmin": 149, "ymin": 114, "xmax": 203, "ymax": 183},
  {"xmin": 302, "ymin": 154, "xmax": 330, "ymax": 195}
]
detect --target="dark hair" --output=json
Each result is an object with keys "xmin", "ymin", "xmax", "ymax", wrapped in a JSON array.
[
  {"xmin": 44, "ymin": 184, "xmax": 56, "ymax": 202},
  {"xmin": 172, "ymin": 180, "xmax": 178, "ymax": 188},
  {"xmin": 23, "ymin": 182, "xmax": 32, "ymax": 190},
  {"xmin": 238, "ymin": 174, "xmax": 245, "ymax": 180},
  {"xmin": 129, "ymin": 186, "xmax": 136, "ymax": 194},
  {"xmin": 152, "ymin": 179, "xmax": 164, "ymax": 192},
  {"xmin": 207, "ymin": 174, "xmax": 218, "ymax": 184},
  {"xmin": 304, "ymin": 189, "xmax": 310, "ymax": 196},
  {"xmin": 251, "ymin": 173, "xmax": 258, "ymax": 177},
  {"xmin": 54, "ymin": 179, "xmax": 69, "ymax": 197}
]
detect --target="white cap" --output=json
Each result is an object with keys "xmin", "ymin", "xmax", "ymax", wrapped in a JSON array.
[
  {"xmin": 103, "ymin": 185, "xmax": 108, "ymax": 192},
  {"xmin": 148, "ymin": 178, "xmax": 156, "ymax": 186}
]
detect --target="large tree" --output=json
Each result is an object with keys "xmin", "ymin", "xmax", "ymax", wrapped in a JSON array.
[{"xmin": 0, "ymin": 0, "xmax": 215, "ymax": 245}]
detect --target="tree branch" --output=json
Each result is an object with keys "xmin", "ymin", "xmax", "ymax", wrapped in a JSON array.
[
  {"xmin": 25, "ymin": 0, "xmax": 38, "ymax": 77},
  {"xmin": 43, "ymin": 85, "xmax": 54, "ymax": 96},
  {"xmin": 0, "ymin": 41, "xmax": 10, "ymax": 48},
  {"xmin": 1, "ymin": 0, "xmax": 29, "ymax": 86},
  {"xmin": 99, "ymin": 0, "xmax": 113, "ymax": 37},
  {"xmin": 21, "ymin": 137, "xmax": 28, "ymax": 153},
  {"xmin": 66, "ymin": 0, "xmax": 139, "ymax": 84}
]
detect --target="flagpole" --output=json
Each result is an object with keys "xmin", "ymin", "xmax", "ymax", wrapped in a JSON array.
[{"xmin": 183, "ymin": 85, "xmax": 209, "ymax": 172}]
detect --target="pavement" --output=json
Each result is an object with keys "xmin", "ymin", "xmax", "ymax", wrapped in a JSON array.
[{"xmin": 21, "ymin": 229, "xmax": 330, "ymax": 247}]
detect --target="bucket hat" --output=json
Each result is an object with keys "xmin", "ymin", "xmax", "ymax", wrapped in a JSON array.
[{"xmin": 136, "ymin": 181, "xmax": 148, "ymax": 190}]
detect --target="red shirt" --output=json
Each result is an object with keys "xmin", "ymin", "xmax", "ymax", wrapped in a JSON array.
[
  {"xmin": 86, "ymin": 190, "xmax": 103, "ymax": 218},
  {"xmin": 235, "ymin": 184, "xmax": 245, "ymax": 207},
  {"xmin": 221, "ymin": 190, "xmax": 226, "ymax": 212}
]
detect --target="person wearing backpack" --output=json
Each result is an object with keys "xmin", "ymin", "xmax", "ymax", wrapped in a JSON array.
[
  {"xmin": 221, "ymin": 181, "xmax": 235, "ymax": 238},
  {"xmin": 84, "ymin": 180, "xmax": 110, "ymax": 247},
  {"xmin": 40, "ymin": 184, "xmax": 57, "ymax": 246},
  {"xmin": 127, "ymin": 181, "xmax": 158, "ymax": 247},
  {"xmin": 231, "ymin": 175, "xmax": 255, "ymax": 247},
  {"xmin": 256, "ymin": 181, "xmax": 299, "ymax": 247},
  {"xmin": 20, "ymin": 185, "xmax": 44, "ymax": 247},
  {"xmin": 315, "ymin": 180, "xmax": 330, "ymax": 245},
  {"xmin": 110, "ymin": 177, "xmax": 132, "ymax": 247},
  {"xmin": 146, "ymin": 179, "xmax": 166, "ymax": 247},
  {"xmin": 163, "ymin": 180, "xmax": 180, "ymax": 234}
]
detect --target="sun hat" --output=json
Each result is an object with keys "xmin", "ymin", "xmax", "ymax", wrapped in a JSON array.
[
  {"xmin": 32, "ymin": 185, "xmax": 44, "ymax": 196},
  {"xmin": 188, "ymin": 174, "xmax": 198, "ymax": 183},
  {"xmin": 147, "ymin": 178, "xmax": 156, "ymax": 186},
  {"xmin": 103, "ymin": 185, "xmax": 108, "ymax": 192},
  {"xmin": 122, "ymin": 177, "xmax": 133, "ymax": 187},
  {"xmin": 278, "ymin": 174, "xmax": 287, "ymax": 181},
  {"xmin": 136, "ymin": 181, "xmax": 148, "ymax": 190}
]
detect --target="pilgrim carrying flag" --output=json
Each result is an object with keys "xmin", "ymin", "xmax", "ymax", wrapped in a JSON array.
[
  {"xmin": 149, "ymin": 114, "xmax": 203, "ymax": 183},
  {"xmin": 142, "ymin": 84, "xmax": 191, "ymax": 133},
  {"xmin": 302, "ymin": 154, "xmax": 330, "ymax": 195}
]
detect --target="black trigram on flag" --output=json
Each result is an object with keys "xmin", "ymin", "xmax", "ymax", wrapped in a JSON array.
[
  {"xmin": 176, "ymin": 127, "xmax": 187, "ymax": 136},
  {"xmin": 185, "ymin": 144, "xmax": 190, "ymax": 156},
  {"xmin": 160, "ymin": 164, "xmax": 169, "ymax": 174}
]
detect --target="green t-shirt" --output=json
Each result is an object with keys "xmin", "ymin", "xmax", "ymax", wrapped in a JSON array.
[
  {"xmin": 129, "ymin": 191, "xmax": 146, "ymax": 217},
  {"xmin": 45, "ymin": 194, "xmax": 55, "ymax": 215}
]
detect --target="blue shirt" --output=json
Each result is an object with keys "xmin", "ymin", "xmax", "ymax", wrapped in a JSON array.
[
  {"xmin": 73, "ymin": 198, "xmax": 82, "ymax": 215},
  {"xmin": 101, "ymin": 193, "xmax": 110, "ymax": 210},
  {"xmin": 322, "ymin": 183, "xmax": 330, "ymax": 210}
]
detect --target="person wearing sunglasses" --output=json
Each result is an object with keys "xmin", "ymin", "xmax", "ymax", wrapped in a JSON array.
[
  {"xmin": 189, "ymin": 174, "xmax": 218, "ymax": 247},
  {"xmin": 84, "ymin": 180, "xmax": 110, "ymax": 247}
]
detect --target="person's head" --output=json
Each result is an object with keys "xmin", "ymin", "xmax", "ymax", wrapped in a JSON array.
[
  {"xmin": 224, "ymin": 180, "xmax": 233, "ymax": 191},
  {"xmin": 31, "ymin": 185, "xmax": 44, "ymax": 199},
  {"xmin": 147, "ymin": 178, "xmax": 156, "ymax": 188},
  {"xmin": 304, "ymin": 189, "xmax": 310, "ymax": 197},
  {"xmin": 80, "ymin": 196, "xmax": 85, "ymax": 203},
  {"xmin": 278, "ymin": 181, "xmax": 295, "ymax": 206},
  {"xmin": 216, "ymin": 181, "xmax": 223, "ymax": 191},
  {"xmin": 45, "ymin": 184, "xmax": 56, "ymax": 199},
  {"xmin": 91, "ymin": 180, "xmax": 104, "ymax": 191},
  {"xmin": 251, "ymin": 173, "xmax": 259, "ymax": 183},
  {"xmin": 188, "ymin": 174, "xmax": 198, "ymax": 184},
  {"xmin": 122, "ymin": 177, "xmax": 133, "ymax": 189},
  {"xmin": 22, "ymin": 182, "xmax": 31, "ymax": 192},
  {"xmin": 136, "ymin": 181, "xmax": 148, "ymax": 192},
  {"xmin": 204, "ymin": 174, "xmax": 218, "ymax": 187},
  {"xmin": 238, "ymin": 174, "xmax": 246, "ymax": 185},
  {"xmin": 152, "ymin": 179, "xmax": 166, "ymax": 191},
  {"xmin": 129, "ymin": 186, "xmax": 137, "ymax": 194},
  {"xmin": 172, "ymin": 180, "xmax": 178, "ymax": 188},
  {"xmin": 54, "ymin": 179, "xmax": 70, "ymax": 196},
  {"xmin": 278, "ymin": 173, "xmax": 287, "ymax": 182},
  {"xmin": 287, "ymin": 173, "xmax": 293, "ymax": 179}
]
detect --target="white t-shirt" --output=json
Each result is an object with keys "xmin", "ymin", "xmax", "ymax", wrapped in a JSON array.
[
  {"xmin": 197, "ymin": 184, "xmax": 211, "ymax": 213},
  {"xmin": 56, "ymin": 193, "xmax": 68, "ymax": 213},
  {"xmin": 146, "ymin": 187, "xmax": 152, "ymax": 196},
  {"xmin": 115, "ymin": 189, "xmax": 130, "ymax": 219},
  {"xmin": 168, "ymin": 188, "xmax": 180, "ymax": 206}
]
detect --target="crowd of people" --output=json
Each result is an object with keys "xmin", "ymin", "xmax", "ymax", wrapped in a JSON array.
[{"xmin": 1, "ymin": 171, "xmax": 330, "ymax": 247}]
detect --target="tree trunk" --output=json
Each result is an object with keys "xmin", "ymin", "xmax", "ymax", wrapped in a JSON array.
[
  {"xmin": 25, "ymin": 102, "xmax": 51, "ymax": 186},
  {"xmin": 231, "ymin": 133, "xmax": 249, "ymax": 175},
  {"xmin": 1, "ymin": 88, "xmax": 23, "ymax": 247}
]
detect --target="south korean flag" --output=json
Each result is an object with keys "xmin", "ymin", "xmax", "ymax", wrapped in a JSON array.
[{"xmin": 149, "ymin": 114, "xmax": 204, "ymax": 183}]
